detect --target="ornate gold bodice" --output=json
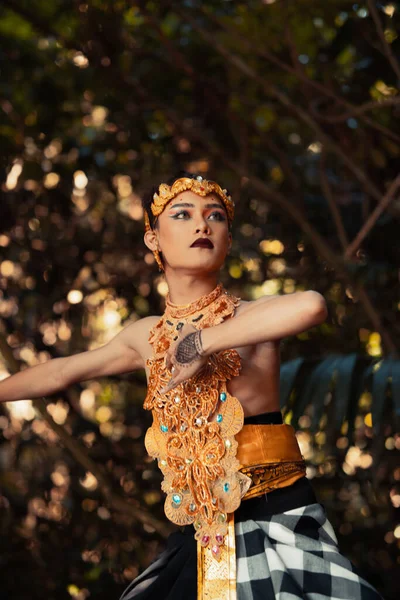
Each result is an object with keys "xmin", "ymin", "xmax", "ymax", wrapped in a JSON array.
[{"xmin": 143, "ymin": 283, "xmax": 252, "ymax": 559}]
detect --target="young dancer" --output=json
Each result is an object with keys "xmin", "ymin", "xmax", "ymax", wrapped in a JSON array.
[{"xmin": 0, "ymin": 173, "xmax": 382, "ymax": 600}]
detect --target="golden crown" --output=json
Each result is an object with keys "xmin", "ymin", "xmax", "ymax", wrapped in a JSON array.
[{"xmin": 144, "ymin": 176, "xmax": 234, "ymax": 231}]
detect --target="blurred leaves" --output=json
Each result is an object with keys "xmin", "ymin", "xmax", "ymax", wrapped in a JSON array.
[
  {"xmin": 0, "ymin": 1, "xmax": 399, "ymax": 599},
  {"xmin": 281, "ymin": 353, "xmax": 399, "ymax": 435}
]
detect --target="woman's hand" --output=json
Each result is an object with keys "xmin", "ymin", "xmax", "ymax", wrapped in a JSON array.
[{"xmin": 159, "ymin": 323, "xmax": 208, "ymax": 394}]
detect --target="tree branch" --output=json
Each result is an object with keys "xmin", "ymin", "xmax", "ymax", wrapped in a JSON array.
[
  {"xmin": 319, "ymin": 149, "xmax": 350, "ymax": 251},
  {"xmin": 198, "ymin": 4, "xmax": 400, "ymax": 144},
  {"xmin": 138, "ymin": 5, "xmax": 302, "ymax": 196},
  {"xmin": 173, "ymin": 6, "xmax": 390, "ymax": 213},
  {"xmin": 367, "ymin": 0, "xmax": 400, "ymax": 83},
  {"xmin": 0, "ymin": 334, "xmax": 172, "ymax": 538},
  {"xmin": 344, "ymin": 174, "xmax": 400, "ymax": 259},
  {"xmin": 310, "ymin": 97, "xmax": 400, "ymax": 124}
]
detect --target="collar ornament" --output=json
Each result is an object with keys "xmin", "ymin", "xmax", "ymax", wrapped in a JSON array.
[{"xmin": 143, "ymin": 283, "xmax": 251, "ymax": 559}]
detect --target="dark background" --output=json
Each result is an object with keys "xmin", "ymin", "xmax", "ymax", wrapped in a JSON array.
[{"xmin": 0, "ymin": 1, "xmax": 399, "ymax": 598}]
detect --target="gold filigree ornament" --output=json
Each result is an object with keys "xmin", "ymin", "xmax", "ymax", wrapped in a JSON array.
[
  {"xmin": 143, "ymin": 176, "xmax": 235, "ymax": 233},
  {"xmin": 143, "ymin": 283, "xmax": 252, "ymax": 560}
]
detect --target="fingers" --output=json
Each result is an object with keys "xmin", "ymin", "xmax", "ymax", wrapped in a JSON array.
[
  {"xmin": 160, "ymin": 366, "xmax": 193, "ymax": 394},
  {"xmin": 159, "ymin": 365, "xmax": 177, "ymax": 394},
  {"xmin": 160, "ymin": 382, "xmax": 172, "ymax": 394},
  {"xmin": 163, "ymin": 349, "xmax": 175, "ymax": 371}
]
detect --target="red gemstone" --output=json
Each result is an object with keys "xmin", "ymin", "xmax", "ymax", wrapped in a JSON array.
[
  {"xmin": 202, "ymin": 535, "xmax": 210, "ymax": 544},
  {"xmin": 215, "ymin": 534, "xmax": 224, "ymax": 544},
  {"xmin": 211, "ymin": 545, "xmax": 220, "ymax": 557},
  {"xmin": 200, "ymin": 186, "xmax": 205, "ymax": 190}
]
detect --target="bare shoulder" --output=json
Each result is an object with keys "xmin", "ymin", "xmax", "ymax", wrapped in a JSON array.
[{"xmin": 120, "ymin": 315, "xmax": 160, "ymax": 354}]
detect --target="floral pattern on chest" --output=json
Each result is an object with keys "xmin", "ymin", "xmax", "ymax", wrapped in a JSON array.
[{"xmin": 143, "ymin": 283, "xmax": 252, "ymax": 559}]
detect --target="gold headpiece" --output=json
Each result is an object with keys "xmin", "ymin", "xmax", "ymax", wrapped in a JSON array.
[{"xmin": 144, "ymin": 176, "xmax": 235, "ymax": 232}]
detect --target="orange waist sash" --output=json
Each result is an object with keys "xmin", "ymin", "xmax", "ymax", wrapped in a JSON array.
[{"xmin": 197, "ymin": 423, "xmax": 306, "ymax": 600}]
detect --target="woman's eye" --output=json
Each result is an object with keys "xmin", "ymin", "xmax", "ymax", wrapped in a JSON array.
[
  {"xmin": 209, "ymin": 211, "xmax": 226, "ymax": 221},
  {"xmin": 172, "ymin": 211, "xmax": 225, "ymax": 221}
]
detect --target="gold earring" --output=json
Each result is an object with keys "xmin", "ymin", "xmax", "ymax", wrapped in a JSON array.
[{"xmin": 154, "ymin": 248, "xmax": 164, "ymax": 272}]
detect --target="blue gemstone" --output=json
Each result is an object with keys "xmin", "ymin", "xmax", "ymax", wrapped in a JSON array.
[
  {"xmin": 220, "ymin": 392, "xmax": 227, "ymax": 402},
  {"xmin": 172, "ymin": 494, "xmax": 182, "ymax": 505},
  {"xmin": 223, "ymin": 483, "xmax": 230, "ymax": 492},
  {"xmin": 160, "ymin": 424, "xmax": 168, "ymax": 432},
  {"xmin": 216, "ymin": 414, "xmax": 223, "ymax": 423}
]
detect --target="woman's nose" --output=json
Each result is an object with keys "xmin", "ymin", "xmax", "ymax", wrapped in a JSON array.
[{"xmin": 195, "ymin": 220, "xmax": 210, "ymax": 234}]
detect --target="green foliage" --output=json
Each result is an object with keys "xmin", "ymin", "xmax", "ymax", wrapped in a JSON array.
[{"xmin": 0, "ymin": 1, "xmax": 399, "ymax": 598}]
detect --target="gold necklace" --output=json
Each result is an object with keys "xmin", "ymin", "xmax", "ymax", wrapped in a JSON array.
[
  {"xmin": 144, "ymin": 283, "xmax": 252, "ymax": 559},
  {"xmin": 165, "ymin": 283, "xmax": 225, "ymax": 319}
]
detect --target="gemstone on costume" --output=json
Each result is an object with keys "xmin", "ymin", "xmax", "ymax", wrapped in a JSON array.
[
  {"xmin": 180, "ymin": 424, "xmax": 187, "ymax": 432},
  {"xmin": 219, "ymin": 392, "xmax": 227, "ymax": 402},
  {"xmin": 195, "ymin": 418, "xmax": 202, "ymax": 426},
  {"xmin": 194, "ymin": 520, "xmax": 202, "ymax": 530},
  {"xmin": 196, "ymin": 176, "xmax": 203, "ymax": 182},
  {"xmin": 201, "ymin": 535, "xmax": 210, "ymax": 544},
  {"xmin": 216, "ymin": 414, "xmax": 223, "ymax": 423},
  {"xmin": 174, "ymin": 395, "xmax": 181, "ymax": 403},
  {"xmin": 217, "ymin": 512, "xmax": 227, "ymax": 523},
  {"xmin": 215, "ymin": 534, "xmax": 224, "ymax": 544},
  {"xmin": 211, "ymin": 545, "xmax": 220, "ymax": 557},
  {"xmin": 196, "ymin": 386, "xmax": 202, "ymax": 393},
  {"xmin": 225, "ymin": 439, "xmax": 232, "ymax": 448},
  {"xmin": 160, "ymin": 424, "xmax": 168, "ymax": 432},
  {"xmin": 212, "ymin": 497, "xmax": 217, "ymax": 505},
  {"xmin": 172, "ymin": 493, "xmax": 182, "ymax": 506},
  {"xmin": 223, "ymin": 482, "xmax": 230, "ymax": 492},
  {"xmin": 189, "ymin": 503, "xmax": 196, "ymax": 511},
  {"xmin": 185, "ymin": 458, "xmax": 192, "ymax": 464},
  {"xmin": 160, "ymin": 459, "xmax": 167, "ymax": 466}
]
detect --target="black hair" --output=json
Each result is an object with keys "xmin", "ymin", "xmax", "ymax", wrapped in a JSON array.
[{"xmin": 142, "ymin": 170, "xmax": 230, "ymax": 231}]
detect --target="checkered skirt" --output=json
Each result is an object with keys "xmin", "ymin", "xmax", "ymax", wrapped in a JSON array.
[
  {"xmin": 234, "ymin": 502, "xmax": 382, "ymax": 600},
  {"xmin": 119, "ymin": 491, "xmax": 382, "ymax": 600}
]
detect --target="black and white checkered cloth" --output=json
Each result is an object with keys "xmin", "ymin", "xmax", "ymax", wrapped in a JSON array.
[
  {"xmin": 119, "ymin": 499, "xmax": 382, "ymax": 600},
  {"xmin": 235, "ymin": 502, "xmax": 382, "ymax": 599}
]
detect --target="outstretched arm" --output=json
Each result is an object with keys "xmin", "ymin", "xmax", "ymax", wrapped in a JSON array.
[
  {"xmin": 201, "ymin": 290, "xmax": 327, "ymax": 355},
  {"xmin": 0, "ymin": 317, "xmax": 150, "ymax": 403},
  {"xmin": 160, "ymin": 291, "xmax": 327, "ymax": 393}
]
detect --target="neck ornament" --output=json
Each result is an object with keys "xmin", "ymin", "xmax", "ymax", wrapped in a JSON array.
[
  {"xmin": 143, "ymin": 283, "xmax": 252, "ymax": 560},
  {"xmin": 165, "ymin": 283, "xmax": 225, "ymax": 320}
]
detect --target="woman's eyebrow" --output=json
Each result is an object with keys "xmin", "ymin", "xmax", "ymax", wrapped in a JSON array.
[{"xmin": 168, "ymin": 202, "xmax": 224, "ymax": 210}]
